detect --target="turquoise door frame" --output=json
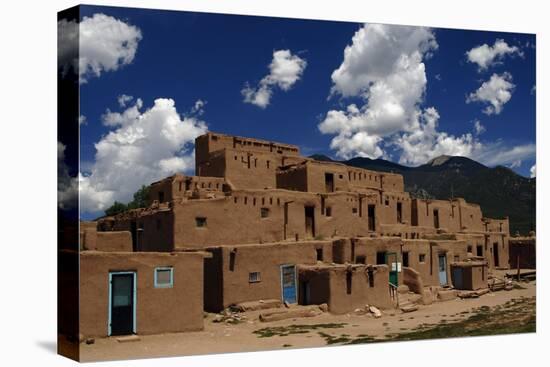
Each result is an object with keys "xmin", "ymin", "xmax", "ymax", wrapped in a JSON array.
[
  {"xmin": 438, "ymin": 254, "xmax": 448, "ymax": 286},
  {"xmin": 280, "ymin": 264, "xmax": 297, "ymax": 304},
  {"xmin": 386, "ymin": 252, "xmax": 398, "ymax": 286},
  {"xmin": 108, "ymin": 271, "xmax": 137, "ymax": 336}
]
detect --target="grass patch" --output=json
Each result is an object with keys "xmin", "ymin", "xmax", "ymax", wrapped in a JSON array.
[{"xmin": 253, "ymin": 323, "xmax": 347, "ymax": 338}]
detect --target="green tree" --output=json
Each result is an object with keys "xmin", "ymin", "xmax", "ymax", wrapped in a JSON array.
[
  {"xmin": 104, "ymin": 185, "xmax": 150, "ymax": 216},
  {"xmin": 127, "ymin": 185, "xmax": 150, "ymax": 209},
  {"xmin": 104, "ymin": 201, "xmax": 127, "ymax": 216}
]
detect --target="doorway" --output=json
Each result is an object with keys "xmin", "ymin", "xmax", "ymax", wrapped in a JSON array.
[
  {"xmin": 493, "ymin": 242, "xmax": 500, "ymax": 267},
  {"xmin": 280, "ymin": 265, "xmax": 297, "ymax": 304},
  {"xmin": 386, "ymin": 252, "xmax": 399, "ymax": 286},
  {"xmin": 325, "ymin": 173, "xmax": 334, "ymax": 193},
  {"xmin": 368, "ymin": 204, "xmax": 376, "ymax": 231},
  {"xmin": 438, "ymin": 254, "xmax": 448, "ymax": 286},
  {"xmin": 433, "ymin": 209, "xmax": 440, "ymax": 229},
  {"xmin": 305, "ymin": 206, "xmax": 315, "ymax": 238},
  {"xmin": 109, "ymin": 271, "xmax": 136, "ymax": 336}
]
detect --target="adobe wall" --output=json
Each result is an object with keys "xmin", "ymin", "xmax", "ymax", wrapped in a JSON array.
[
  {"xmin": 199, "ymin": 148, "xmax": 280, "ymax": 190},
  {"xmin": 172, "ymin": 190, "xmax": 381, "ymax": 249},
  {"xmin": 108, "ymin": 208, "xmax": 175, "ymax": 252},
  {"xmin": 298, "ymin": 264, "xmax": 393, "ymax": 314},
  {"xmin": 276, "ymin": 165, "xmax": 308, "ymax": 192},
  {"xmin": 80, "ymin": 222, "xmax": 132, "ymax": 252},
  {"xmin": 509, "ymin": 237, "xmax": 536, "ymax": 269},
  {"xmin": 203, "ymin": 241, "xmax": 332, "ymax": 311},
  {"xmin": 450, "ymin": 262, "xmax": 488, "ymax": 290},
  {"xmin": 147, "ymin": 174, "xmax": 226, "ymax": 206},
  {"xmin": 79, "ymin": 251, "xmax": 204, "ymax": 338}
]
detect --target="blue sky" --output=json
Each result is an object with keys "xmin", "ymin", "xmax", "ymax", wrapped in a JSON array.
[{"xmin": 74, "ymin": 5, "xmax": 535, "ymax": 217}]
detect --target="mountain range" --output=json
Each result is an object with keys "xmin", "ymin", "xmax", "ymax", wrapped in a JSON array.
[{"xmin": 309, "ymin": 154, "xmax": 536, "ymax": 235}]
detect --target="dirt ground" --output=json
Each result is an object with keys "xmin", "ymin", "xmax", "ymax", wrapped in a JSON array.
[{"xmin": 79, "ymin": 278, "xmax": 536, "ymax": 362}]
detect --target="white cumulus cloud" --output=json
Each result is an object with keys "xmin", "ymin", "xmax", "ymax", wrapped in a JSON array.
[
  {"xmin": 242, "ymin": 49, "xmax": 307, "ymax": 108},
  {"xmin": 395, "ymin": 108, "xmax": 481, "ymax": 165},
  {"xmin": 466, "ymin": 39, "xmax": 522, "ymax": 71},
  {"xmin": 318, "ymin": 23, "xmax": 454, "ymax": 161},
  {"xmin": 467, "ymin": 72, "xmax": 515, "ymax": 115},
  {"xmin": 530, "ymin": 164, "xmax": 536, "ymax": 178},
  {"xmin": 79, "ymin": 13, "xmax": 142, "ymax": 83},
  {"xmin": 80, "ymin": 97, "xmax": 208, "ymax": 213},
  {"xmin": 473, "ymin": 119, "xmax": 485, "ymax": 135}
]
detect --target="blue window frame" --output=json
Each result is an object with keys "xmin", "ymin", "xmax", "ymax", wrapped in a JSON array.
[{"xmin": 154, "ymin": 267, "xmax": 174, "ymax": 288}]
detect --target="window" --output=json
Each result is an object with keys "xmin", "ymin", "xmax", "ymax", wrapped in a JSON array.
[
  {"xmin": 356, "ymin": 255, "xmax": 366, "ymax": 264},
  {"xmin": 346, "ymin": 271, "xmax": 352, "ymax": 294},
  {"xmin": 376, "ymin": 251, "xmax": 386, "ymax": 265},
  {"xmin": 196, "ymin": 217, "xmax": 207, "ymax": 227},
  {"xmin": 467, "ymin": 245, "xmax": 472, "ymax": 253},
  {"xmin": 352, "ymin": 207, "xmax": 358, "ymax": 214},
  {"xmin": 326, "ymin": 207, "xmax": 332, "ymax": 217},
  {"xmin": 178, "ymin": 181, "xmax": 182, "ymax": 191},
  {"xmin": 454, "ymin": 255, "xmax": 460, "ymax": 262},
  {"xmin": 158, "ymin": 191, "xmax": 165, "ymax": 202},
  {"xmin": 476, "ymin": 245, "xmax": 483, "ymax": 257},
  {"xmin": 154, "ymin": 267, "xmax": 173, "ymax": 288},
  {"xmin": 339, "ymin": 174, "xmax": 343, "ymax": 179},
  {"xmin": 385, "ymin": 199, "xmax": 389, "ymax": 206},
  {"xmin": 402, "ymin": 252, "xmax": 409, "ymax": 267},
  {"xmin": 419, "ymin": 254, "xmax": 426, "ymax": 263},
  {"xmin": 266, "ymin": 160, "xmax": 270, "ymax": 169},
  {"xmin": 316, "ymin": 248, "xmax": 323, "ymax": 261},
  {"xmin": 261, "ymin": 207, "xmax": 270, "ymax": 218},
  {"xmin": 249, "ymin": 272, "xmax": 261, "ymax": 283}
]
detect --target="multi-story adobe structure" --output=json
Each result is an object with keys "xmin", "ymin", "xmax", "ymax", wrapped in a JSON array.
[{"xmin": 76, "ymin": 132, "xmax": 511, "ymax": 339}]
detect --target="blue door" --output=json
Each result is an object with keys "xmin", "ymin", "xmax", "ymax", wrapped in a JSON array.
[
  {"xmin": 438, "ymin": 254, "xmax": 448, "ymax": 286},
  {"xmin": 281, "ymin": 265, "xmax": 297, "ymax": 304}
]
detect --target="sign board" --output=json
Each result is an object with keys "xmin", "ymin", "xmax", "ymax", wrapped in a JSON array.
[{"xmin": 392, "ymin": 262, "xmax": 402, "ymax": 272}]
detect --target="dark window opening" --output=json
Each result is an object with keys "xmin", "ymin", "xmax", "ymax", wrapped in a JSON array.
[
  {"xmin": 352, "ymin": 207, "xmax": 358, "ymax": 214},
  {"xmin": 402, "ymin": 252, "xmax": 409, "ymax": 267},
  {"xmin": 229, "ymin": 249, "xmax": 236, "ymax": 271},
  {"xmin": 368, "ymin": 205, "xmax": 376, "ymax": 231},
  {"xmin": 419, "ymin": 254, "xmax": 426, "ymax": 263},
  {"xmin": 339, "ymin": 174, "xmax": 343, "ymax": 179},
  {"xmin": 433, "ymin": 209, "xmax": 440, "ymax": 229},
  {"xmin": 262, "ymin": 198, "xmax": 265, "ymax": 205},
  {"xmin": 316, "ymin": 248, "xmax": 323, "ymax": 261},
  {"xmin": 253, "ymin": 198, "xmax": 256, "ymax": 206},
  {"xmin": 305, "ymin": 206, "xmax": 315, "ymax": 238},
  {"xmin": 234, "ymin": 197, "xmax": 238, "ymax": 203},
  {"xmin": 195, "ymin": 217, "xmax": 207, "ymax": 227},
  {"xmin": 266, "ymin": 160, "xmax": 270, "ymax": 169},
  {"xmin": 261, "ymin": 207, "xmax": 270, "ymax": 218},
  {"xmin": 325, "ymin": 173, "xmax": 335, "ymax": 193},
  {"xmin": 376, "ymin": 251, "xmax": 386, "ymax": 265},
  {"xmin": 368, "ymin": 267, "xmax": 374, "ymax": 287},
  {"xmin": 467, "ymin": 245, "xmax": 472, "ymax": 253},
  {"xmin": 185, "ymin": 179, "xmax": 191, "ymax": 191},
  {"xmin": 454, "ymin": 255, "xmax": 460, "ymax": 262},
  {"xmin": 476, "ymin": 245, "xmax": 483, "ymax": 257},
  {"xmin": 346, "ymin": 271, "xmax": 352, "ymax": 294},
  {"xmin": 178, "ymin": 181, "xmax": 182, "ymax": 191},
  {"xmin": 356, "ymin": 255, "xmax": 366, "ymax": 264},
  {"xmin": 158, "ymin": 191, "xmax": 165, "ymax": 203},
  {"xmin": 326, "ymin": 207, "xmax": 332, "ymax": 217},
  {"xmin": 321, "ymin": 196, "xmax": 325, "ymax": 215},
  {"xmin": 385, "ymin": 199, "xmax": 389, "ymax": 206},
  {"xmin": 397, "ymin": 202, "xmax": 402, "ymax": 223}
]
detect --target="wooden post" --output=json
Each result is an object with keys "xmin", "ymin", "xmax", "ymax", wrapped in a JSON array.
[{"xmin": 516, "ymin": 255, "xmax": 521, "ymax": 281}]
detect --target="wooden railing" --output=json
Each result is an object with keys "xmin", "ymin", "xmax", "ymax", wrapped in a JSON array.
[{"xmin": 388, "ymin": 282, "xmax": 399, "ymax": 308}]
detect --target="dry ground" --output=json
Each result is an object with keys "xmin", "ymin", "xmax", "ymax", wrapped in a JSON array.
[{"xmin": 79, "ymin": 279, "xmax": 536, "ymax": 362}]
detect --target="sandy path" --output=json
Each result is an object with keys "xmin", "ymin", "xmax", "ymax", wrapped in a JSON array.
[{"xmin": 80, "ymin": 281, "xmax": 535, "ymax": 362}]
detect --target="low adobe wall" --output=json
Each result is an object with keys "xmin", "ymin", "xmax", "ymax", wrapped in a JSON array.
[
  {"xmin": 79, "ymin": 251, "xmax": 204, "ymax": 338},
  {"xmin": 299, "ymin": 264, "xmax": 392, "ymax": 314},
  {"xmin": 204, "ymin": 240, "xmax": 332, "ymax": 312}
]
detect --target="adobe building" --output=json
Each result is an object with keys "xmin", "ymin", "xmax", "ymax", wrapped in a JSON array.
[{"xmin": 77, "ymin": 131, "xmax": 517, "ymax": 339}]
